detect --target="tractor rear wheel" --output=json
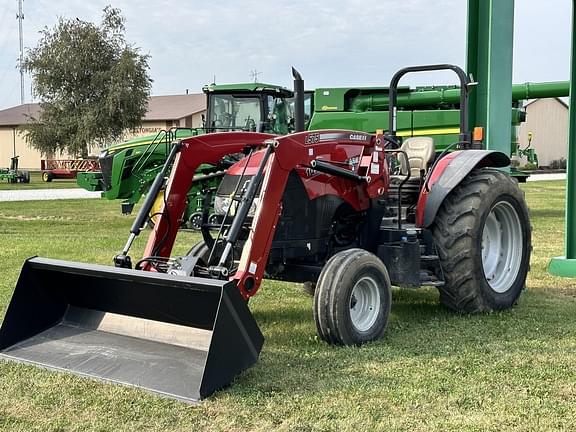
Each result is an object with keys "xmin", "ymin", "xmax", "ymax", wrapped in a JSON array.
[
  {"xmin": 431, "ymin": 168, "xmax": 531, "ymax": 313},
  {"xmin": 21, "ymin": 170, "xmax": 30, "ymax": 183},
  {"xmin": 313, "ymin": 248, "xmax": 392, "ymax": 346}
]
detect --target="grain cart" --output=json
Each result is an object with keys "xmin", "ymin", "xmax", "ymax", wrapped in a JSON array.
[
  {"xmin": 0, "ymin": 65, "xmax": 531, "ymax": 403},
  {"xmin": 40, "ymin": 158, "xmax": 100, "ymax": 182}
]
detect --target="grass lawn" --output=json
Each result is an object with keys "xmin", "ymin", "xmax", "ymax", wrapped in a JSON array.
[
  {"xmin": 0, "ymin": 180, "xmax": 575, "ymax": 431},
  {"xmin": 0, "ymin": 171, "xmax": 80, "ymax": 190}
]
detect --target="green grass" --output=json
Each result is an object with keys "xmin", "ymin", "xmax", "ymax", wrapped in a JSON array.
[
  {"xmin": 0, "ymin": 171, "xmax": 80, "ymax": 190},
  {"xmin": 0, "ymin": 181, "xmax": 575, "ymax": 431}
]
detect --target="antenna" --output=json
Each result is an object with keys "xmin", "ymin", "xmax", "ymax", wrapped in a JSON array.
[
  {"xmin": 17, "ymin": 0, "xmax": 24, "ymax": 104},
  {"xmin": 250, "ymin": 69, "xmax": 262, "ymax": 83}
]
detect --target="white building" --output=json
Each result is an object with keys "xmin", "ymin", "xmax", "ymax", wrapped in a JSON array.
[
  {"xmin": 0, "ymin": 94, "xmax": 206, "ymax": 169},
  {"xmin": 518, "ymin": 98, "xmax": 568, "ymax": 167}
]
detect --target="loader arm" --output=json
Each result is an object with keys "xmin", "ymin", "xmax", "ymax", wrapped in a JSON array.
[
  {"xmin": 143, "ymin": 129, "xmax": 389, "ymax": 298},
  {"xmin": 213, "ymin": 130, "xmax": 389, "ymax": 298},
  {"xmin": 233, "ymin": 131, "xmax": 390, "ymax": 298},
  {"xmin": 143, "ymin": 132, "xmax": 277, "ymax": 259}
]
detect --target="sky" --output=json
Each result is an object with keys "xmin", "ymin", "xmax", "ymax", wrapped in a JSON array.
[{"xmin": 0, "ymin": 0, "xmax": 572, "ymax": 111}]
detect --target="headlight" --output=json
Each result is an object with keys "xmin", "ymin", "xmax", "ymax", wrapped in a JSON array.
[
  {"xmin": 214, "ymin": 195, "xmax": 259, "ymax": 217},
  {"xmin": 214, "ymin": 195, "xmax": 233, "ymax": 215}
]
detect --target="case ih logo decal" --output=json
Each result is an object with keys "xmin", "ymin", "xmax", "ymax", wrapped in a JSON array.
[
  {"xmin": 305, "ymin": 132, "xmax": 371, "ymax": 144},
  {"xmin": 349, "ymin": 133, "xmax": 368, "ymax": 141}
]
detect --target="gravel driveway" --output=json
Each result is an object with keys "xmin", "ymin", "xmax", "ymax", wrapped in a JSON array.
[
  {"xmin": 0, "ymin": 172, "xmax": 566, "ymax": 202},
  {"xmin": 0, "ymin": 188, "xmax": 101, "ymax": 202}
]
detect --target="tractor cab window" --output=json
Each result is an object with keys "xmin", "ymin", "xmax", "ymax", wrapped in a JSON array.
[
  {"xmin": 266, "ymin": 95, "xmax": 292, "ymax": 135},
  {"xmin": 287, "ymin": 92, "xmax": 313, "ymax": 130},
  {"xmin": 210, "ymin": 95, "xmax": 261, "ymax": 132}
]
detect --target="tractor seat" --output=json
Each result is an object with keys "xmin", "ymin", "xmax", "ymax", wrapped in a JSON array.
[
  {"xmin": 397, "ymin": 137, "xmax": 435, "ymax": 177},
  {"xmin": 389, "ymin": 137, "xmax": 435, "ymax": 201}
]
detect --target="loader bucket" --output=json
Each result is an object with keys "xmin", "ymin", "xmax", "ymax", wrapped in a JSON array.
[{"xmin": 0, "ymin": 257, "xmax": 263, "ymax": 403}]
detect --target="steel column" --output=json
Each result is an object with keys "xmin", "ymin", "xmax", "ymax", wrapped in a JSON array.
[
  {"xmin": 467, "ymin": 0, "xmax": 515, "ymax": 154},
  {"xmin": 548, "ymin": 0, "xmax": 576, "ymax": 277}
]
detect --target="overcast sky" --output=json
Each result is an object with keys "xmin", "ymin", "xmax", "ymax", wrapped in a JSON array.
[{"xmin": 0, "ymin": 0, "xmax": 572, "ymax": 111}]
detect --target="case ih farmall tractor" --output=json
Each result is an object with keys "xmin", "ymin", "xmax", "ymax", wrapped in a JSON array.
[{"xmin": 0, "ymin": 65, "xmax": 531, "ymax": 402}]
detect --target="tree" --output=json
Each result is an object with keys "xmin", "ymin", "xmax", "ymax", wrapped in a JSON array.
[{"xmin": 24, "ymin": 6, "xmax": 152, "ymax": 157}]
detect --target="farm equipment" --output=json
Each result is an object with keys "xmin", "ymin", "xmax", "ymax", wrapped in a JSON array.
[
  {"xmin": 0, "ymin": 156, "xmax": 30, "ymax": 184},
  {"xmin": 77, "ymin": 128, "xmax": 226, "ymax": 227},
  {"xmin": 77, "ymin": 83, "xmax": 294, "ymax": 222},
  {"xmin": 516, "ymin": 131, "xmax": 539, "ymax": 167},
  {"xmin": 0, "ymin": 64, "xmax": 531, "ymax": 403},
  {"xmin": 81, "ymin": 71, "xmax": 568, "ymax": 220},
  {"xmin": 40, "ymin": 158, "xmax": 100, "ymax": 182}
]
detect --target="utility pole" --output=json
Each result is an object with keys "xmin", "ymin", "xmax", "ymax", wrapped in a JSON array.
[
  {"xmin": 250, "ymin": 69, "xmax": 262, "ymax": 83},
  {"xmin": 17, "ymin": 0, "xmax": 24, "ymax": 105}
]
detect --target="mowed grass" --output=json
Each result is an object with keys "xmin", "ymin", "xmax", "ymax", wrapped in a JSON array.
[
  {"xmin": 0, "ymin": 181, "xmax": 575, "ymax": 431},
  {"xmin": 0, "ymin": 171, "xmax": 80, "ymax": 190}
]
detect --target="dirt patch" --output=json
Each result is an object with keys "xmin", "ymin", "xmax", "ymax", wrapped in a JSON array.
[{"xmin": 0, "ymin": 214, "xmax": 73, "ymax": 222}]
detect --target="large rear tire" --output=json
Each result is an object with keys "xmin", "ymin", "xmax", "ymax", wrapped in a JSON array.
[
  {"xmin": 20, "ymin": 170, "xmax": 30, "ymax": 183},
  {"xmin": 431, "ymin": 168, "xmax": 531, "ymax": 313},
  {"xmin": 313, "ymin": 248, "xmax": 392, "ymax": 346}
]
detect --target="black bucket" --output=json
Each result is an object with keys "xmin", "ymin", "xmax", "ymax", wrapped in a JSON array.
[{"xmin": 0, "ymin": 257, "xmax": 263, "ymax": 403}]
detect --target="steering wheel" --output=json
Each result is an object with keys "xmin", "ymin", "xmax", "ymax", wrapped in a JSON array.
[
  {"xmin": 244, "ymin": 117, "xmax": 256, "ymax": 132},
  {"xmin": 381, "ymin": 134, "xmax": 401, "ymax": 149}
]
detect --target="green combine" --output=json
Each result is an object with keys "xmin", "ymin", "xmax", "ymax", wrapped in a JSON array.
[{"xmin": 78, "ymin": 73, "xmax": 569, "ymax": 224}]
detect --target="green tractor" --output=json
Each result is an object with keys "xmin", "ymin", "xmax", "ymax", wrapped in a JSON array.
[
  {"xmin": 0, "ymin": 156, "xmax": 30, "ymax": 184},
  {"xmin": 77, "ymin": 82, "xmax": 294, "ymax": 228}
]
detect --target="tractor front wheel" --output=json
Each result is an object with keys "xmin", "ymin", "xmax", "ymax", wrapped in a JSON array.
[
  {"xmin": 431, "ymin": 168, "xmax": 531, "ymax": 313},
  {"xmin": 187, "ymin": 212, "xmax": 203, "ymax": 230},
  {"xmin": 313, "ymin": 248, "xmax": 392, "ymax": 346}
]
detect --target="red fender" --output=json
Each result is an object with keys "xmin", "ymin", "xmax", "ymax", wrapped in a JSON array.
[{"xmin": 415, "ymin": 150, "xmax": 510, "ymax": 228}]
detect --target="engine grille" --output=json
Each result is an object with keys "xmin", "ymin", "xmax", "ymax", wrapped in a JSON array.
[{"xmin": 99, "ymin": 154, "xmax": 114, "ymax": 190}]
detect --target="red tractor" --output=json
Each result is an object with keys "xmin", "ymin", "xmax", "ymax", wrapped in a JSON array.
[{"xmin": 0, "ymin": 65, "xmax": 531, "ymax": 402}]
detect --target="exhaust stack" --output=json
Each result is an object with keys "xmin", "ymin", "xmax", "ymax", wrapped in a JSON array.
[{"xmin": 292, "ymin": 67, "xmax": 305, "ymax": 132}]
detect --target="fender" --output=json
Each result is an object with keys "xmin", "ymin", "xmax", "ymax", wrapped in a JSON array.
[{"xmin": 416, "ymin": 150, "xmax": 510, "ymax": 228}]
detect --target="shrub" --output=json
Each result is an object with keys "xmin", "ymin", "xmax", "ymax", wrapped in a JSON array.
[{"xmin": 550, "ymin": 158, "xmax": 567, "ymax": 170}]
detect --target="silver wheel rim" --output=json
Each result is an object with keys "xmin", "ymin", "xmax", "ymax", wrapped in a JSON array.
[
  {"xmin": 189, "ymin": 214, "xmax": 202, "ymax": 230},
  {"xmin": 481, "ymin": 200, "xmax": 523, "ymax": 293},
  {"xmin": 349, "ymin": 275, "xmax": 381, "ymax": 332}
]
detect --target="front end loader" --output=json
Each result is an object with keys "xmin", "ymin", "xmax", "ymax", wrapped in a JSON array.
[{"xmin": 0, "ymin": 65, "xmax": 531, "ymax": 402}]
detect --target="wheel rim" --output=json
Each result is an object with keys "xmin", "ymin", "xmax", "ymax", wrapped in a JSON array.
[
  {"xmin": 481, "ymin": 200, "xmax": 523, "ymax": 293},
  {"xmin": 189, "ymin": 214, "xmax": 202, "ymax": 230},
  {"xmin": 349, "ymin": 275, "xmax": 381, "ymax": 332}
]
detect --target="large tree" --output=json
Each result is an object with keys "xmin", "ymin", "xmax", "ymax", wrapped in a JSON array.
[{"xmin": 24, "ymin": 6, "xmax": 152, "ymax": 157}]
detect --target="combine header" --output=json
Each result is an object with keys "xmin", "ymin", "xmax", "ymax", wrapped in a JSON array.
[{"xmin": 0, "ymin": 65, "xmax": 531, "ymax": 402}]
